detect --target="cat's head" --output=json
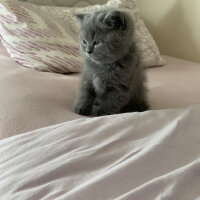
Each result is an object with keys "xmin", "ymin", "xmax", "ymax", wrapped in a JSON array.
[{"xmin": 76, "ymin": 9, "xmax": 134, "ymax": 64}]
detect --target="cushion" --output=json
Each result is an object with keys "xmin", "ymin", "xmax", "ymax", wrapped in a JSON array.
[
  {"xmin": 0, "ymin": 0, "xmax": 165, "ymax": 73},
  {"xmin": 0, "ymin": 0, "xmax": 82, "ymax": 73}
]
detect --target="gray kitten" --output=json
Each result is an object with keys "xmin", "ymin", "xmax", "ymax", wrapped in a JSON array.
[{"xmin": 73, "ymin": 9, "xmax": 149, "ymax": 116}]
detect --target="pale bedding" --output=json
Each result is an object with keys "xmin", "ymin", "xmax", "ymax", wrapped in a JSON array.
[
  {"xmin": 0, "ymin": 42, "xmax": 200, "ymax": 139},
  {"xmin": 1, "ymin": 30, "xmax": 200, "ymax": 199},
  {"xmin": 0, "ymin": 105, "xmax": 200, "ymax": 200},
  {"xmin": 1, "ymin": 1, "xmax": 200, "ymax": 199}
]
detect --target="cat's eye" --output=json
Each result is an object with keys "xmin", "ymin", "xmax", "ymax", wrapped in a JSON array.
[
  {"xmin": 82, "ymin": 40, "xmax": 87, "ymax": 45},
  {"xmin": 93, "ymin": 41, "xmax": 98, "ymax": 46}
]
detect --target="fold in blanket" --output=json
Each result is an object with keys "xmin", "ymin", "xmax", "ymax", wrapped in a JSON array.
[{"xmin": 0, "ymin": 105, "xmax": 200, "ymax": 200}]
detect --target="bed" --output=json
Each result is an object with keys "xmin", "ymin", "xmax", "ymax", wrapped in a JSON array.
[
  {"xmin": 0, "ymin": 0, "xmax": 200, "ymax": 199},
  {"xmin": 0, "ymin": 41, "xmax": 200, "ymax": 139}
]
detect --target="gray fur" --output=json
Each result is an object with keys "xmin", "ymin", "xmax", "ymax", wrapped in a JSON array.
[{"xmin": 73, "ymin": 9, "xmax": 149, "ymax": 116}]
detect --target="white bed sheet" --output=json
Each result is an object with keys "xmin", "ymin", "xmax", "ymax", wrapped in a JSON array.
[{"xmin": 0, "ymin": 105, "xmax": 200, "ymax": 200}]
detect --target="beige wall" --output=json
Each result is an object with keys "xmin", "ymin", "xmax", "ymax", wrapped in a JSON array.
[{"xmin": 139, "ymin": 0, "xmax": 200, "ymax": 63}]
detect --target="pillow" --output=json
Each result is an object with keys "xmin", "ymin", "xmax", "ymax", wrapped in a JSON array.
[
  {"xmin": 0, "ymin": 0, "xmax": 165, "ymax": 74},
  {"xmin": 0, "ymin": 0, "xmax": 82, "ymax": 73}
]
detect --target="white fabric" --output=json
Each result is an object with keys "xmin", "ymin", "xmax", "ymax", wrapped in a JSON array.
[
  {"xmin": 0, "ymin": 0, "xmax": 82, "ymax": 73},
  {"xmin": 0, "ymin": 105, "xmax": 200, "ymax": 199}
]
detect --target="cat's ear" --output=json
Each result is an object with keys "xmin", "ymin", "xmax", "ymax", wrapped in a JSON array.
[
  {"xmin": 104, "ymin": 10, "xmax": 125, "ymax": 30},
  {"xmin": 75, "ymin": 13, "xmax": 86, "ymax": 23}
]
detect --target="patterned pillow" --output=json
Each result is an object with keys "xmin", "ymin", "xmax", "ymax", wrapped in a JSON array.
[
  {"xmin": 0, "ymin": 0, "xmax": 82, "ymax": 73},
  {"xmin": 0, "ymin": 0, "xmax": 165, "ymax": 74}
]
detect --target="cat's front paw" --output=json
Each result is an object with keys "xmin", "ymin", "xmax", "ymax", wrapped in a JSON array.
[{"xmin": 73, "ymin": 104, "xmax": 92, "ymax": 116}]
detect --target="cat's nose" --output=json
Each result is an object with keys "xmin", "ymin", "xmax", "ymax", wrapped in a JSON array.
[
  {"xmin": 87, "ymin": 49, "xmax": 92, "ymax": 54},
  {"xmin": 86, "ymin": 46, "xmax": 93, "ymax": 54}
]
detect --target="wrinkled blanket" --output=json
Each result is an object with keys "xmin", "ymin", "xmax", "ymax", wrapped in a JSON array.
[{"xmin": 0, "ymin": 105, "xmax": 200, "ymax": 200}]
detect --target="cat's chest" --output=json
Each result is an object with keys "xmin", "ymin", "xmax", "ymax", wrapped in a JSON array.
[
  {"xmin": 92, "ymin": 71, "xmax": 117, "ymax": 95},
  {"xmin": 93, "ymin": 74, "xmax": 106, "ymax": 90}
]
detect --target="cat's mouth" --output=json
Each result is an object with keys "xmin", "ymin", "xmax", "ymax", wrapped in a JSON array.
[
  {"xmin": 89, "ymin": 55, "xmax": 101, "ymax": 64},
  {"xmin": 87, "ymin": 52, "xmax": 111, "ymax": 64},
  {"xmin": 87, "ymin": 53, "xmax": 100, "ymax": 62}
]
